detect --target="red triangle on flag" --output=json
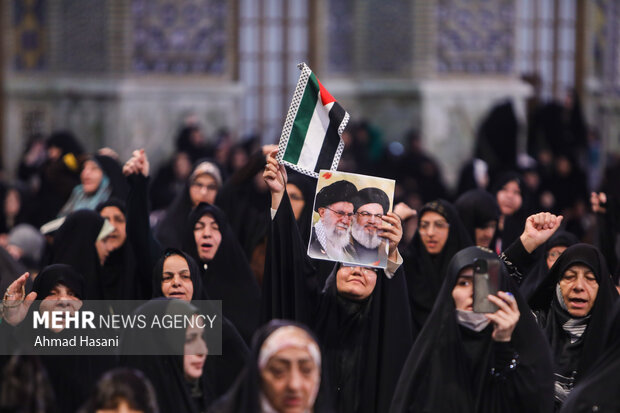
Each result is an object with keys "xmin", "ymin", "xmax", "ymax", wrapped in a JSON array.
[{"xmin": 317, "ymin": 77, "xmax": 336, "ymax": 106}]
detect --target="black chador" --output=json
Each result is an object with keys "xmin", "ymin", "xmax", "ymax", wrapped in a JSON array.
[
  {"xmin": 151, "ymin": 248, "xmax": 250, "ymax": 399},
  {"xmin": 401, "ymin": 199, "xmax": 472, "ymax": 333},
  {"xmin": 528, "ymin": 243, "xmax": 619, "ymax": 410},
  {"xmin": 560, "ymin": 299, "xmax": 620, "ymax": 412},
  {"xmin": 391, "ymin": 246, "xmax": 554, "ymax": 413},
  {"xmin": 183, "ymin": 203, "xmax": 261, "ymax": 344},
  {"xmin": 262, "ymin": 191, "xmax": 414, "ymax": 413}
]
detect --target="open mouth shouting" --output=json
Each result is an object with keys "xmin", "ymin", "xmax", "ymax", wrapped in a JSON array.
[
  {"xmin": 199, "ymin": 242, "xmax": 214, "ymax": 254},
  {"xmin": 567, "ymin": 296, "xmax": 588, "ymax": 309}
]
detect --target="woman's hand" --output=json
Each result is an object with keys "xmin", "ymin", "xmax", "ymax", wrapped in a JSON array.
[
  {"xmin": 590, "ymin": 192, "xmax": 607, "ymax": 214},
  {"xmin": 123, "ymin": 149, "xmax": 150, "ymax": 177},
  {"xmin": 263, "ymin": 149, "xmax": 287, "ymax": 210},
  {"xmin": 485, "ymin": 291, "xmax": 520, "ymax": 342},
  {"xmin": 519, "ymin": 212, "xmax": 563, "ymax": 253},
  {"xmin": 393, "ymin": 202, "xmax": 417, "ymax": 222},
  {"xmin": 3, "ymin": 272, "xmax": 37, "ymax": 326}
]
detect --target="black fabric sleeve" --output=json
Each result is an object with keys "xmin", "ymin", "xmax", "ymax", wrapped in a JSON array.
[
  {"xmin": 491, "ymin": 341, "xmax": 519, "ymax": 377},
  {"xmin": 126, "ymin": 174, "xmax": 163, "ymax": 299},
  {"xmin": 483, "ymin": 339, "xmax": 551, "ymax": 413},
  {"xmin": 500, "ymin": 238, "xmax": 535, "ymax": 285},
  {"xmin": 260, "ymin": 190, "xmax": 320, "ymax": 326}
]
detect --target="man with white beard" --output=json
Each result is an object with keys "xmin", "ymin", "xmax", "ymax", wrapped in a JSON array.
[
  {"xmin": 308, "ymin": 180, "xmax": 358, "ymax": 261},
  {"xmin": 351, "ymin": 187, "xmax": 390, "ymax": 265}
]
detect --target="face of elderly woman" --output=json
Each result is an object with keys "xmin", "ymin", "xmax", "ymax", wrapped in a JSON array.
[
  {"xmin": 99, "ymin": 206, "xmax": 127, "ymax": 252},
  {"xmin": 260, "ymin": 327, "xmax": 321, "ymax": 413},
  {"xmin": 559, "ymin": 264, "xmax": 599, "ymax": 318},
  {"xmin": 336, "ymin": 265, "xmax": 377, "ymax": 301},
  {"xmin": 38, "ymin": 284, "xmax": 83, "ymax": 333},
  {"xmin": 161, "ymin": 254, "xmax": 193, "ymax": 302}
]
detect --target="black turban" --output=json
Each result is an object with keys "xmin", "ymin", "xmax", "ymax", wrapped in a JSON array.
[
  {"xmin": 314, "ymin": 180, "xmax": 358, "ymax": 212},
  {"xmin": 353, "ymin": 187, "xmax": 390, "ymax": 214}
]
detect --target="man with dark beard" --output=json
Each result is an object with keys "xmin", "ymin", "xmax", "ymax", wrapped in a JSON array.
[
  {"xmin": 351, "ymin": 187, "xmax": 391, "ymax": 266},
  {"xmin": 308, "ymin": 180, "xmax": 358, "ymax": 262}
]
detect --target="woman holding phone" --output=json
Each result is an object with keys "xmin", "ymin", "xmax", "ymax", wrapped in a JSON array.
[{"xmin": 391, "ymin": 246, "xmax": 554, "ymax": 412}]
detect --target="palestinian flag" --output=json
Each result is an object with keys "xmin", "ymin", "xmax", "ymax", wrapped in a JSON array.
[{"xmin": 277, "ymin": 63, "xmax": 349, "ymax": 178}]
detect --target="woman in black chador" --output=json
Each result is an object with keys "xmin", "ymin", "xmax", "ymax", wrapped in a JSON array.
[
  {"xmin": 50, "ymin": 209, "xmax": 118, "ymax": 299},
  {"xmin": 2, "ymin": 265, "xmax": 111, "ymax": 412},
  {"xmin": 390, "ymin": 246, "xmax": 554, "ymax": 412},
  {"xmin": 154, "ymin": 159, "xmax": 223, "ymax": 250},
  {"xmin": 151, "ymin": 248, "xmax": 249, "ymax": 399},
  {"xmin": 519, "ymin": 230, "xmax": 579, "ymax": 301},
  {"xmin": 123, "ymin": 149, "xmax": 260, "ymax": 344},
  {"xmin": 528, "ymin": 243, "xmax": 619, "ymax": 410},
  {"xmin": 560, "ymin": 299, "xmax": 620, "ymax": 412},
  {"xmin": 183, "ymin": 203, "xmax": 261, "ymax": 344},
  {"xmin": 262, "ymin": 151, "xmax": 413, "ymax": 413},
  {"xmin": 401, "ymin": 198, "xmax": 472, "ymax": 333},
  {"xmin": 95, "ymin": 198, "xmax": 150, "ymax": 300},
  {"xmin": 120, "ymin": 299, "xmax": 213, "ymax": 413},
  {"xmin": 455, "ymin": 188, "xmax": 500, "ymax": 249}
]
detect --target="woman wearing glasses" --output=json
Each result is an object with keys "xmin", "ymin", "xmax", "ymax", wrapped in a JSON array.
[
  {"xmin": 155, "ymin": 159, "xmax": 223, "ymax": 250},
  {"xmin": 402, "ymin": 199, "xmax": 473, "ymax": 333}
]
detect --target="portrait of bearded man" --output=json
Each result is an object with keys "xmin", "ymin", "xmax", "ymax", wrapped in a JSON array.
[
  {"xmin": 308, "ymin": 180, "xmax": 358, "ymax": 262},
  {"xmin": 351, "ymin": 187, "xmax": 390, "ymax": 266}
]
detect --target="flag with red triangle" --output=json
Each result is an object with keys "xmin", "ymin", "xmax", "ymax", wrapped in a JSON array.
[{"xmin": 276, "ymin": 63, "xmax": 349, "ymax": 178}]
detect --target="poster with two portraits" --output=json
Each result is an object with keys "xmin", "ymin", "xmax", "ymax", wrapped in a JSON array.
[{"xmin": 307, "ymin": 170, "xmax": 395, "ymax": 269}]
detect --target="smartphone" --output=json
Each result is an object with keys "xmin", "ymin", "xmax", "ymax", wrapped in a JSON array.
[{"xmin": 473, "ymin": 258, "xmax": 500, "ymax": 313}]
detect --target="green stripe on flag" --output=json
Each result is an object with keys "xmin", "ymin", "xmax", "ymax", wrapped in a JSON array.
[{"xmin": 283, "ymin": 73, "xmax": 320, "ymax": 164}]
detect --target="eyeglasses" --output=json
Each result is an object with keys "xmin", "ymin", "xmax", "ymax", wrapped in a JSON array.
[
  {"xmin": 419, "ymin": 220, "xmax": 449, "ymax": 232},
  {"xmin": 325, "ymin": 207, "xmax": 354, "ymax": 218},
  {"xmin": 357, "ymin": 211, "xmax": 383, "ymax": 220},
  {"xmin": 342, "ymin": 265, "xmax": 377, "ymax": 275},
  {"xmin": 191, "ymin": 182, "xmax": 218, "ymax": 192}
]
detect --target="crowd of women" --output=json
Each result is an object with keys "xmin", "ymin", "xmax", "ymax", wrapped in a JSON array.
[{"xmin": 0, "ymin": 119, "xmax": 617, "ymax": 413}]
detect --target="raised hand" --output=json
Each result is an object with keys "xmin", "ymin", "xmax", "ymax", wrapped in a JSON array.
[
  {"xmin": 123, "ymin": 149, "xmax": 150, "ymax": 177},
  {"xmin": 519, "ymin": 212, "xmax": 563, "ymax": 253},
  {"xmin": 261, "ymin": 144, "xmax": 278, "ymax": 156},
  {"xmin": 393, "ymin": 202, "xmax": 417, "ymax": 222},
  {"xmin": 590, "ymin": 192, "xmax": 607, "ymax": 214},
  {"xmin": 485, "ymin": 291, "xmax": 520, "ymax": 342},
  {"xmin": 263, "ymin": 149, "xmax": 288, "ymax": 210},
  {"xmin": 97, "ymin": 147, "xmax": 119, "ymax": 160},
  {"xmin": 3, "ymin": 272, "xmax": 38, "ymax": 326}
]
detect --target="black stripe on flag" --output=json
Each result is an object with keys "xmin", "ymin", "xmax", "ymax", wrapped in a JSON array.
[{"xmin": 314, "ymin": 102, "xmax": 346, "ymax": 174}]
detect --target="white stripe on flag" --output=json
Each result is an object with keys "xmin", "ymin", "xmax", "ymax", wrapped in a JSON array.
[{"xmin": 296, "ymin": 97, "xmax": 333, "ymax": 172}]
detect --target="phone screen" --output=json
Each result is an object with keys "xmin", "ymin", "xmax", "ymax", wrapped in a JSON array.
[{"xmin": 473, "ymin": 258, "xmax": 500, "ymax": 313}]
